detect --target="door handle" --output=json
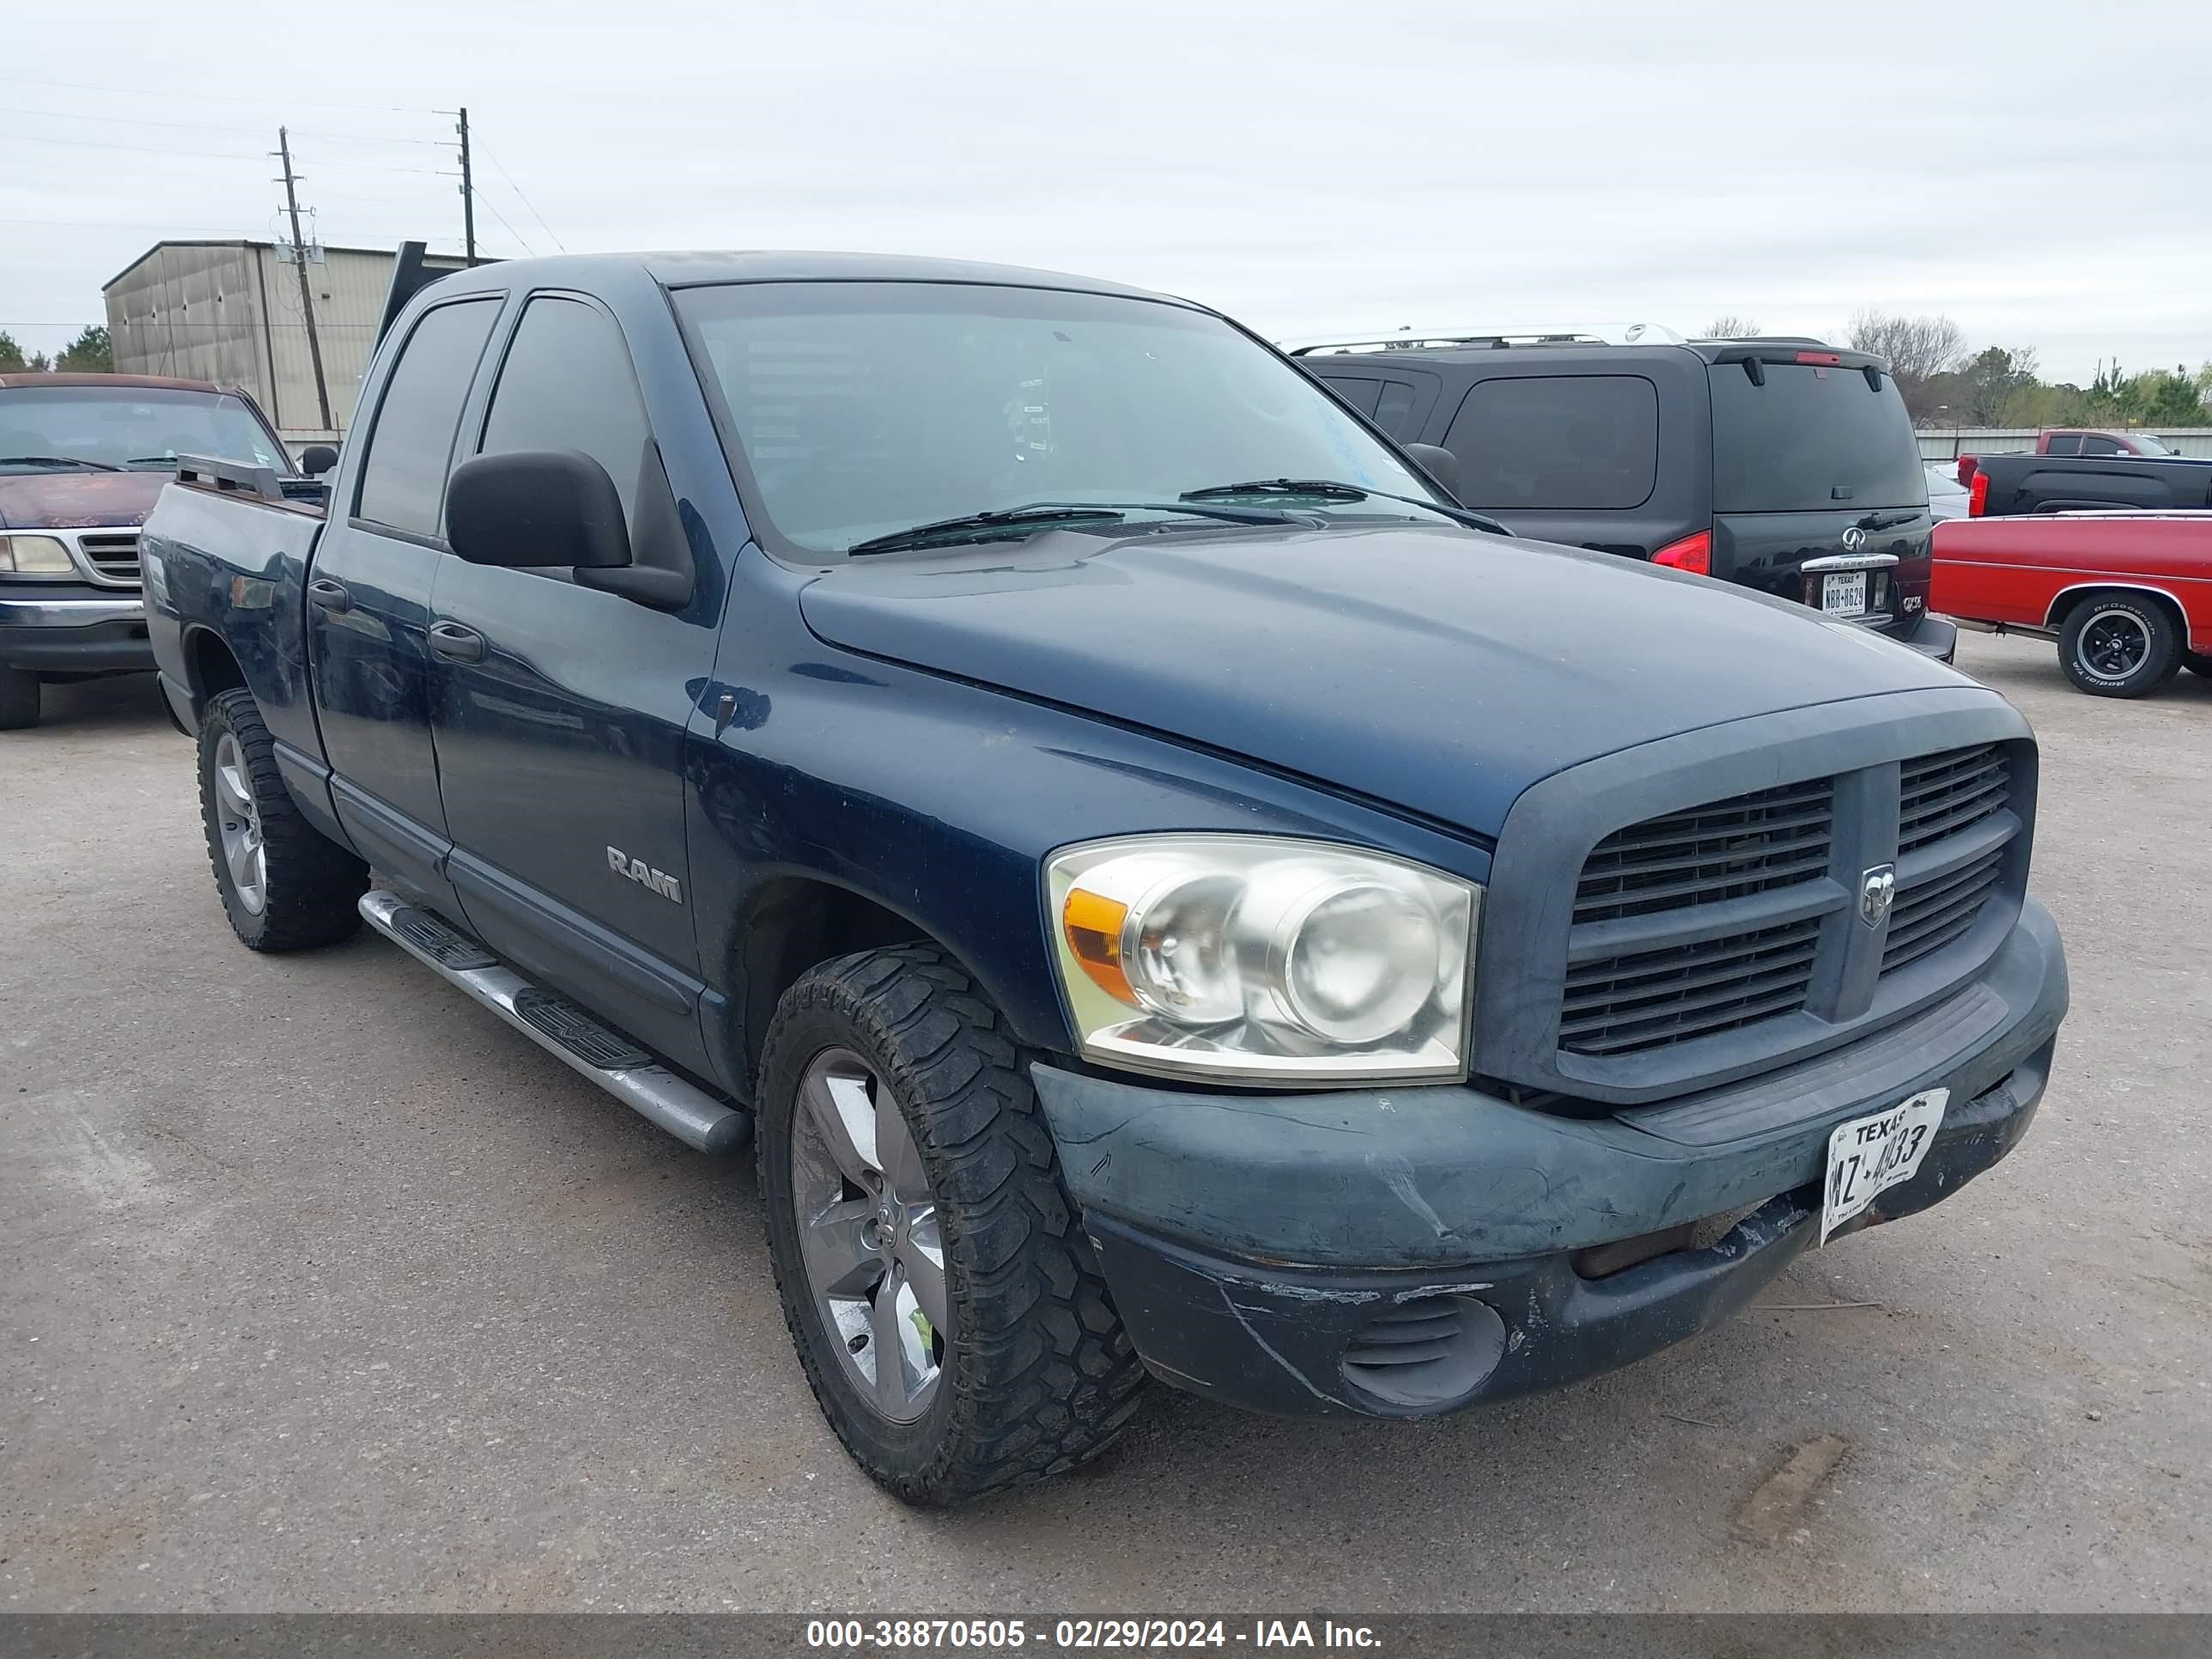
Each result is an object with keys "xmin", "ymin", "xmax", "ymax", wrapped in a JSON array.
[
  {"xmin": 427, "ymin": 620, "xmax": 486, "ymax": 664},
  {"xmin": 307, "ymin": 577, "xmax": 351, "ymax": 612}
]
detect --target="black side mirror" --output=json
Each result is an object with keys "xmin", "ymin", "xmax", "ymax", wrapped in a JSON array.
[
  {"xmin": 299, "ymin": 444, "xmax": 339, "ymax": 477},
  {"xmin": 1403, "ymin": 442, "xmax": 1463, "ymax": 503},
  {"xmin": 445, "ymin": 449, "xmax": 631, "ymax": 570}
]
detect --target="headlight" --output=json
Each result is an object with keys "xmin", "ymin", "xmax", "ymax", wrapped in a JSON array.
[
  {"xmin": 1046, "ymin": 836, "xmax": 1480, "ymax": 1085},
  {"xmin": 0, "ymin": 535, "xmax": 75, "ymax": 577}
]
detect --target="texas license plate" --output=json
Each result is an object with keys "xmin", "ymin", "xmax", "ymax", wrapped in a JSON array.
[
  {"xmin": 1820, "ymin": 1089, "xmax": 1948, "ymax": 1243},
  {"xmin": 1820, "ymin": 570, "xmax": 1869, "ymax": 616}
]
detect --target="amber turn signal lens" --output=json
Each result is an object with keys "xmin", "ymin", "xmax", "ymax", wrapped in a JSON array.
[{"xmin": 1061, "ymin": 887, "xmax": 1134, "ymax": 1004}]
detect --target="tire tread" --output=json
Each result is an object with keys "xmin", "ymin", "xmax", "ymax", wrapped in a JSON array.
[
  {"xmin": 199, "ymin": 687, "xmax": 368, "ymax": 950},
  {"xmin": 757, "ymin": 945, "xmax": 1147, "ymax": 1505}
]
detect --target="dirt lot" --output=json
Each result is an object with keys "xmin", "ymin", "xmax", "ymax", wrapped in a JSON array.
[{"xmin": 3, "ymin": 632, "xmax": 2206, "ymax": 1613}]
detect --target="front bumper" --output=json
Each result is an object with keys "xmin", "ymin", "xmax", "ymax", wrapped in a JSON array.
[
  {"xmin": 0, "ymin": 591, "xmax": 152, "ymax": 675},
  {"xmin": 1030, "ymin": 900, "xmax": 2065, "ymax": 1419}
]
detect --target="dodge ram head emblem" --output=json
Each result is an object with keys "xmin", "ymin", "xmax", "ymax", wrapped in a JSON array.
[
  {"xmin": 1859, "ymin": 864, "xmax": 1897, "ymax": 927},
  {"xmin": 1840, "ymin": 526, "xmax": 1868, "ymax": 552}
]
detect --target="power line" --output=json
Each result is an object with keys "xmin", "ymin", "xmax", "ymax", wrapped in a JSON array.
[
  {"xmin": 0, "ymin": 101, "xmax": 447, "ymax": 144},
  {"xmin": 0, "ymin": 72, "xmax": 435, "ymax": 115},
  {"xmin": 5, "ymin": 129, "xmax": 453, "ymax": 173},
  {"xmin": 479, "ymin": 142, "xmax": 568, "ymax": 252},
  {"xmin": 470, "ymin": 189, "xmax": 536, "ymax": 257}
]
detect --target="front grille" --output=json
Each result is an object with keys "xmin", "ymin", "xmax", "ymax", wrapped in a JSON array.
[
  {"xmin": 1562, "ymin": 915, "xmax": 1821, "ymax": 1056},
  {"xmin": 1573, "ymin": 777, "xmax": 1835, "ymax": 925},
  {"xmin": 76, "ymin": 532, "xmax": 142, "ymax": 585},
  {"xmin": 1553, "ymin": 742, "xmax": 2021, "ymax": 1066},
  {"xmin": 1899, "ymin": 744, "xmax": 2008, "ymax": 855},
  {"xmin": 1882, "ymin": 848, "xmax": 2006, "ymax": 974}
]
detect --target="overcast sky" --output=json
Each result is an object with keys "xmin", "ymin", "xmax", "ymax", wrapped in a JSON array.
[{"xmin": 5, "ymin": 0, "xmax": 2208, "ymax": 388}]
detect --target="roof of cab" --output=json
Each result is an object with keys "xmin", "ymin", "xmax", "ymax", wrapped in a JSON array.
[{"xmin": 419, "ymin": 249, "xmax": 1190, "ymax": 307}]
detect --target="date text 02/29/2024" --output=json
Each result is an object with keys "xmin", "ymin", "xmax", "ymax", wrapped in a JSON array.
[{"xmin": 805, "ymin": 1618, "xmax": 1382, "ymax": 1649}]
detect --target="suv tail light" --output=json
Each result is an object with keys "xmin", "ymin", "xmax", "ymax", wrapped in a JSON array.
[
  {"xmin": 1794, "ymin": 350, "xmax": 1843, "ymax": 367},
  {"xmin": 1652, "ymin": 530, "xmax": 1711, "ymax": 575},
  {"xmin": 1957, "ymin": 455, "xmax": 1980, "ymax": 485},
  {"xmin": 1967, "ymin": 471, "xmax": 1990, "ymax": 517}
]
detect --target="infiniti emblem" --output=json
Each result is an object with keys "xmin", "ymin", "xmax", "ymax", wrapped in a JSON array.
[
  {"xmin": 1841, "ymin": 526, "xmax": 1868, "ymax": 553},
  {"xmin": 1859, "ymin": 863, "xmax": 1897, "ymax": 927}
]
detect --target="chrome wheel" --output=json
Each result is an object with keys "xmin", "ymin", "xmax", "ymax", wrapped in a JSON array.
[
  {"xmin": 788, "ymin": 1048, "xmax": 948, "ymax": 1424},
  {"xmin": 211, "ymin": 732, "xmax": 267, "ymax": 915},
  {"xmin": 2077, "ymin": 607, "xmax": 2150, "ymax": 680}
]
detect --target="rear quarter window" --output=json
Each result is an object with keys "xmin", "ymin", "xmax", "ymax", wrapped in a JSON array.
[{"xmin": 1441, "ymin": 374, "xmax": 1658, "ymax": 510}]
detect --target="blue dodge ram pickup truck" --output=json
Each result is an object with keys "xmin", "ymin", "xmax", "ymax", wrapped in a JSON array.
[{"xmin": 143, "ymin": 252, "xmax": 2069, "ymax": 1505}]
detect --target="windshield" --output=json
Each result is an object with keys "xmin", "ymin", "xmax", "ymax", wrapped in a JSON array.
[
  {"xmin": 2128, "ymin": 432, "xmax": 2172, "ymax": 456},
  {"xmin": 675, "ymin": 282, "xmax": 1440, "ymax": 555},
  {"xmin": 0, "ymin": 386, "xmax": 290, "ymax": 475},
  {"xmin": 1709, "ymin": 362, "xmax": 1927, "ymax": 513}
]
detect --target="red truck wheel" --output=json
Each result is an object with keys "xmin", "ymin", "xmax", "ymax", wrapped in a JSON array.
[{"xmin": 2057, "ymin": 596, "xmax": 2183, "ymax": 698}]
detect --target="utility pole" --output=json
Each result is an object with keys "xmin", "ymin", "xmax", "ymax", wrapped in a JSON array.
[
  {"xmin": 456, "ymin": 106, "xmax": 477, "ymax": 266},
  {"xmin": 276, "ymin": 126, "xmax": 334, "ymax": 433}
]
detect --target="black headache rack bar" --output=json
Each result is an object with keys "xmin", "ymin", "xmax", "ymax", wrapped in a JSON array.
[{"xmin": 174, "ymin": 455, "xmax": 329, "ymax": 508}]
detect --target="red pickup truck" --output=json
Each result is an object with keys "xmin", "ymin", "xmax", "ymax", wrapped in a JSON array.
[
  {"xmin": 1932, "ymin": 512, "xmax": 2212, "ymax": 696},
  {"xmin": 2031, "ymin": 428, "xmax": 2178, "ymax": 458}
]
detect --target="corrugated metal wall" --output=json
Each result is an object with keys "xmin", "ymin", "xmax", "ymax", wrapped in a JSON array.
[
  {"xmin": 105, "ymin": 243, "xmax": 271, "ymax": 406},
  {"xmin": 106, "ymin": 242, "xmax": 465, "ymax": 445},
  {"xmin": 1918, "ymin": 427, "xmax": 2212, "ymax": 459}
]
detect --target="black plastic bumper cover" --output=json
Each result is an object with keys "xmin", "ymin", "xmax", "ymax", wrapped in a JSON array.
[
  {"xmin": 1030, "ymin": 901, "xmax": 2065, "ymax": 1419},
  {"xmin": 1, "ymin": 618, "xmax": 154, "ymax": 675}
]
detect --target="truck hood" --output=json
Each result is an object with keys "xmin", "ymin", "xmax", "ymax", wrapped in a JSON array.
[
  {"xmin": 0, "ymin": 471, "xmax": 167, "ymax": 530},
  {"xmin": 797, "ymin": 523, "xmax": 1967, "ymax": 840}
]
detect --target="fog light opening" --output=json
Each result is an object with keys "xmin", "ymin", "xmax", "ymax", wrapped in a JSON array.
[{"xmin": 1338, "ymin": 1293, "xmax": 1507, "ymax": 1410}]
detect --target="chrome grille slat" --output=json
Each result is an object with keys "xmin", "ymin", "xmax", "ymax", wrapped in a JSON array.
[{"xmin": 70, "ymin": 530, "xmax": 143, "ymax": 587}]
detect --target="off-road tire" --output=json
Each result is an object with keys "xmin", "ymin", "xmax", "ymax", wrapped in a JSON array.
[
  {"xmin": 2057, "ymin": 594, "xmax": 2182, "ymax": 698},
  {"xmin": 0, "ymin": 665, "xmax": 40, "ymax": 730},
  {"xmin": 757, "ymin": 945, "xmax": 1148, "ymax": 1505},
  {"xmin": 198, "ymin": 688, "xmax": 368, "ymax": 950},
  {"xmin": 2185, "ymin": 651, "xmax": 2212, "ymax": 681}
]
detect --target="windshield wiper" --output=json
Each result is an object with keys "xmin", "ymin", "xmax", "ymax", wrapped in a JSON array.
[
  {"xmin": 0, "ymin": 453, "xmax": 124, "ymax": 471},
  {"xmin": 1181, "ymin": 477, "xmax": 1513, "ymax": 537},
  {"xmin": 847, "ymin": 500, "xmax": 1302, "ymax": 557},
  {"xmin": 1182, "ymin": 477, "xmax": 1370, "ymax": 502}
]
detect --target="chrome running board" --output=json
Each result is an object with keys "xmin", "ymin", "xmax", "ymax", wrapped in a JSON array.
[{"xmin": 357, "ymin": 889, "xmax": 750, "ymax": 1153}]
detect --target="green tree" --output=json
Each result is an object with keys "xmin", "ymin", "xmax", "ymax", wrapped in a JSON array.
[
  {"xmin": 0, "ymin": 330, "xmax": 27, "ymax": 373},
  {"xmin": 54, "ymin": 324, "xmax": 110, "ymax": 374}
]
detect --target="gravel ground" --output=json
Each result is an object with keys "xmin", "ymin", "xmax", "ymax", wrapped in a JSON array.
[{"xmin": 2, "ymin": 631, "xmax": 2206, "ymax": 1613}]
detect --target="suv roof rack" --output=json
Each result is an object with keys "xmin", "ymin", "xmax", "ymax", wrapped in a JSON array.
[{"xmin": 1285, "ymin": 323, "xmax": 1687, "ymax": 356}]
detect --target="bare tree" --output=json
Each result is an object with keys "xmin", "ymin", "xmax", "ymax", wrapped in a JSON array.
[
  {"xmin": 1846, "ymin": 310, "xmax": 1966, "ymax": 422},
  {"xmin": 1698, "ymin": 316, "xmax": 1761, "ymax": 339}
]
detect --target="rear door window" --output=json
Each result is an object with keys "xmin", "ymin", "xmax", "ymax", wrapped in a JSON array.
[
  {"xmin": 1709, "ymin": 362, "xmax": 1926, "ymax": 512},
  {"xmin": 2044, "ymin": 434, "xmax": 2081, "ymax": 455},
  {"xmin": 1442, "ymin": 374, "xmax": 1658, "ymax": 509},
  {"xmin": 353, "ymin": 298, "xmax": 501, "ymax": 537}
]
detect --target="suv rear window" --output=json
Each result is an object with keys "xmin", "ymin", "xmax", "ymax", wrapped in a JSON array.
[
  {"xmin": 1710, "ymin": 362, "xmax": 1926, "ymax": 512},
  {"xmin": 1441, "ymin": 375, "xmax": 1658, "ymax": 509}
]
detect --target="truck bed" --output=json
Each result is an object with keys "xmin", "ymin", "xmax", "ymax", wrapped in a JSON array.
[
  {"xmin": 1968, "ymin": 452, "xmax": 2212, "ymax": 517},
  {"xmin": 141, "ymin": 457, "xmax": 331, "ymax": 790}
]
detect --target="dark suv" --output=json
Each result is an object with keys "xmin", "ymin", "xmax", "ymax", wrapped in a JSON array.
[{"xmin": 1291, "ymin": 330, "xmax": 1957, "ymax": 661}]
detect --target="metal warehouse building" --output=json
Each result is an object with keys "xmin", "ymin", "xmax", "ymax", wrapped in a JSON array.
[{"xmin": 102, "ymin": 240, "xmax": 468, "ymax": 447}]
